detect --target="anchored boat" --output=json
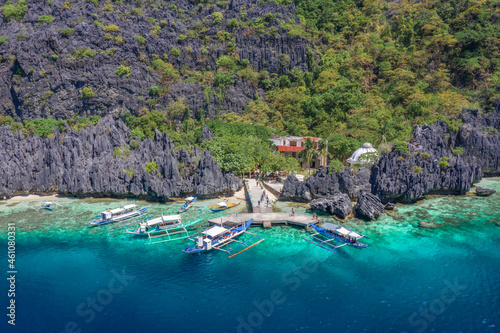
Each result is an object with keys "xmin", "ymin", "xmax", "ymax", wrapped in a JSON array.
[
  {"xmin": 126, "ymin": 214, "xmax": 202, "ymax": 239},
  {"xmin": 179, "ymin": 197, "xmax": 197, "ymax": 213},
  {"xmin": 88, "ymin": 204, "xmax": 150, "ymax": 227},
  {"xmin": 209, "ymin": 201, "xmax": 240, "ymax": 212},
  {"xmin": 183, "ymin": 219, "xmax": 264, "ymax": 258},
  {"xmin": 305, "ymin": 223, "xmax": 368, "ymax": 252},
  {"xmin": 41, "ymin": 201, "xmax": 58, "ymax": 211}
]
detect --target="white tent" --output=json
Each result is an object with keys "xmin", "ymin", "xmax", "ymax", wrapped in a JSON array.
[{"xmin": 347, "ymin": 143, "xmax": 378, "ymax": 164}]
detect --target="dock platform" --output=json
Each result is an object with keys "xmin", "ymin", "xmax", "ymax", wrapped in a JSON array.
[{"xmin": 208, "ymin": 213, "xmax": 319, "ymax": 229}]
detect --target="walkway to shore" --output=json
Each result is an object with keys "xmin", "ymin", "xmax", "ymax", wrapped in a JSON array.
[
  {"xmin": 244, "ymin": 178, "xmax": 274, "ymax": 213},
  {"xmin": 208, "ymin": 212, "xmax": 319, "ymax": 229}
]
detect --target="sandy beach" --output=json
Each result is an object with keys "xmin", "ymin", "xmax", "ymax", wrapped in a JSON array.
[{"xmin": 2, "ymin": 193, "xmax": 60, "ymax": 202}]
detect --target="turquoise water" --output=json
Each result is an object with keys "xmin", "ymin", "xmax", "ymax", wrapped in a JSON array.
[{"xmin": 0, "ymin": 180, "xmax": 499, "ymax": 333}]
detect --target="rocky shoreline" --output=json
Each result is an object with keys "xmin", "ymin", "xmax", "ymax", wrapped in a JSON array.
[
  {"xmin": 1, "ymin": 102, "xmax": 498, "ymax": 216},
  {"xmin": 283, "ymin": 102, "xmax": 500, "ymax": 220},
  {"xmin": 0, "ymin": 117, "xmax": 241, "ymax": 200}
]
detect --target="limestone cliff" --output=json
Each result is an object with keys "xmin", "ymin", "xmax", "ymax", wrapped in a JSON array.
[
  {"xmin": 283, "ymin": 104, "xmax": 500, "ymax": 203},
  {"xmin": 0, "ymin": 116, "xmax": 241, "ymax": 199}
]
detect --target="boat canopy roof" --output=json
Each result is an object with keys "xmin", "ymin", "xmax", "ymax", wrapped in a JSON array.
[
  {"xmin": 336, "ymin": 226, "xmax": 363, "ymax": 239},
  {"xmin": 108, "ymin": 204, "xmax": 137, "ymax": 214},
  {"xmin": 336, "ymin": 227, "xmax": 350, "ymax": 236},
  {"xmin": 217, "ymin": 202, "xmax": 227, "ymax": 207},
  {"xmin": 142, "ymin": 214, "xmax": 181, "ymax": 226},
  {"xmin": 203, "ymin": 226, "xmax": 228, "ymax": 237},
  {"xmin": 322, "ymin": 223, "xmax": 340, "ymax": 231},
  {"xmin": 186, "ymin": 197, "xmax": 195, "ymax": 201}
]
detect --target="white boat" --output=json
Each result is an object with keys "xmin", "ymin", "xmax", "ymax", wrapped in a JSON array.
[
  {"xmin": 126, "ymin": 214, "xmax": 197, "ymax": 235},
  {"xmin": 88, "ymin": 204, "xmax": 150, "ymax": 227}
]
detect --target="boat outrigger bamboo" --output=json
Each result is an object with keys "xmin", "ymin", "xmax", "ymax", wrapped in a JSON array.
[
  {"xmin": 305, "ymin": 223, "xmax": 369, "ymax": 252},
  {"xmin": 88, "ymin": 204, "xmax": 150, "ymax": 227},
  {"xmin": 209, "ymin": 201, "xmax": 240, "ymax": 212},
  {"xmin": 183, "ymin": 219, "xmax": 264, "ymax": 258},
  {"xmin": 179, "ymin": 197, "xmax": 197, "ymax": 213},
  {"xmin": 126, "ymin": 214, "xmax": 202, "ymax": 241}
]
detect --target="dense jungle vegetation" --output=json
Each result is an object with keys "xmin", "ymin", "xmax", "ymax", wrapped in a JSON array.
[{"xmin": 1, "ymin": 0, "xmax": 499, "ymax": 173}]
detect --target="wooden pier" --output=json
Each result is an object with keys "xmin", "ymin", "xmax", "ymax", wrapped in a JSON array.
[{"xmin": 208, "ymin": 212, "xmax": 319, "ymax": 229}]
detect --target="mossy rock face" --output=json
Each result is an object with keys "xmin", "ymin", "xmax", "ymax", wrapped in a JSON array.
[{"xmin": 0, "ymin": 0, "xmax": 309, "ymax": 120}]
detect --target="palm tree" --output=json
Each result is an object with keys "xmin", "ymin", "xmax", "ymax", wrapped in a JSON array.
[
  {"xmin": 298, "ymin": 138, "xmax": 318, "ymax": 175},
  {"xmin": 317, "ymin": 139, "xmax": 332, "ymax": 167}
]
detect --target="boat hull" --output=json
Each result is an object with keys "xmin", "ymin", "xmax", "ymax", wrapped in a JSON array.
[
  {"xmin": 89, "ymin": 206, "xmax": 150, "ymax": 227},
  {"xmin": 315, "ymin": 232, "xmax": 368, "ymax": 249},
  {"xmin": 183, "ymin": 220, "xmax": 252, "ymax": 254},
  {"xmin": 179, "ymin": 197, "xmax": 197, "ymax": 213},
  {"xmin": 209, "ymin": 203, "xmax": 240, "ymax": 212},
  {"xmin": 309, "ymin": 223, "xmax": 368, "ymax": 249},
  {"xmin": 126, "ymin": 224, "xmax": 192, "ymax": 236}
]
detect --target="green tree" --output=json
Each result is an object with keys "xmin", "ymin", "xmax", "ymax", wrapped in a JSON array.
[
  {"xmin": 328, "ymin": 159, "xmax": 344, "ymax": 175},
  {"xmin": 327, "ymin": 134, "xmax": 359, "ymax": 161},
  {"xmin": 1, "ymin": 0, "xmax": 27, "ymax": 22},
  {"xmin": 212, "ymin": 12, "xmax": 223, "ymax": 25}
]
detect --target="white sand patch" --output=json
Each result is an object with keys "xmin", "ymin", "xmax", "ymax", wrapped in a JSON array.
[{"xmin": 3, "ymin": 194, "xmax": 60, "ymax": 202}]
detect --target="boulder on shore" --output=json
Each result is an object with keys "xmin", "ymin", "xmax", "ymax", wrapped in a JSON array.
[
  {"xmin": 354, "ymin": 192, "xmax": 384, "ymax": 220},
  {"xmin": 475, "ymin": 187, "xmax": 496, "ymax": 196},
  {"xmin": 309, "ymin": 193, "xmax": 352, "ymax": 219},
  {"xmin": 384, "ymin": 202, "xmax": 396, "ymax": 210}
]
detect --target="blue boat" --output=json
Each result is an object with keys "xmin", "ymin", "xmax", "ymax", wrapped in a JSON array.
[
  {"xmin": 179, "ymin": 197, "xmax": 196, "ymax": 213},
  {"xmin": 183, "ymin": 219, "xmax": 264, "ymax": 258},
  {"xmin": 305, "ymin": 223, "xmax": 369, "ymax": 252},
  {"xmin": 88, "ymin": 204, "xmax": 150, "ymax": 227},
  {"xmin": 41, "ymin": 201, "xmax": 58, "ymax": 211}
]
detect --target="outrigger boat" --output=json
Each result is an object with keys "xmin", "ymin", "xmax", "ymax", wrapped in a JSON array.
[
  {"xmin": 179, "ymin": 197, "xmax": 197, "ymax": 213},
  {"xmin": 183, "ymin": 219, "xmax": 264, "ymax": 258},
  {"xmin": 41, "ymin": 201, "xmax": 58, "ymax": 211},
  {"xmin": 305, "ymin": 223, "xmax": 369, "ymax": 252},
  {"xmin": 88, "ymin": 204, "xmax": 150, "ymax": 227},
  {"xmin": 126, "ymin": 214, "xmax": 202, "ymax": 238},
  {"xmin": 209, "ymin": 201, "xmax": 240, "ymax": 212},
  {"xmin": 31, "ymin": 201, "xmax": 62, "ymax": 211}
]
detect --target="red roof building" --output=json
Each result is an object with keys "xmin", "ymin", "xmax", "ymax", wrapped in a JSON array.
[
  {"xmin": 270, "ymin": 136, "xmax": 327, "ymax": 167},
  {"xmin": 277, "ymin": 146, "xmax": 305, "ymax": 153}
]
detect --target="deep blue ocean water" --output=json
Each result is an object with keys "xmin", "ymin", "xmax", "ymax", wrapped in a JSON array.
[{"xmin": 1, "ymin": 178, "xmax": 499, "ymax": 333}]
